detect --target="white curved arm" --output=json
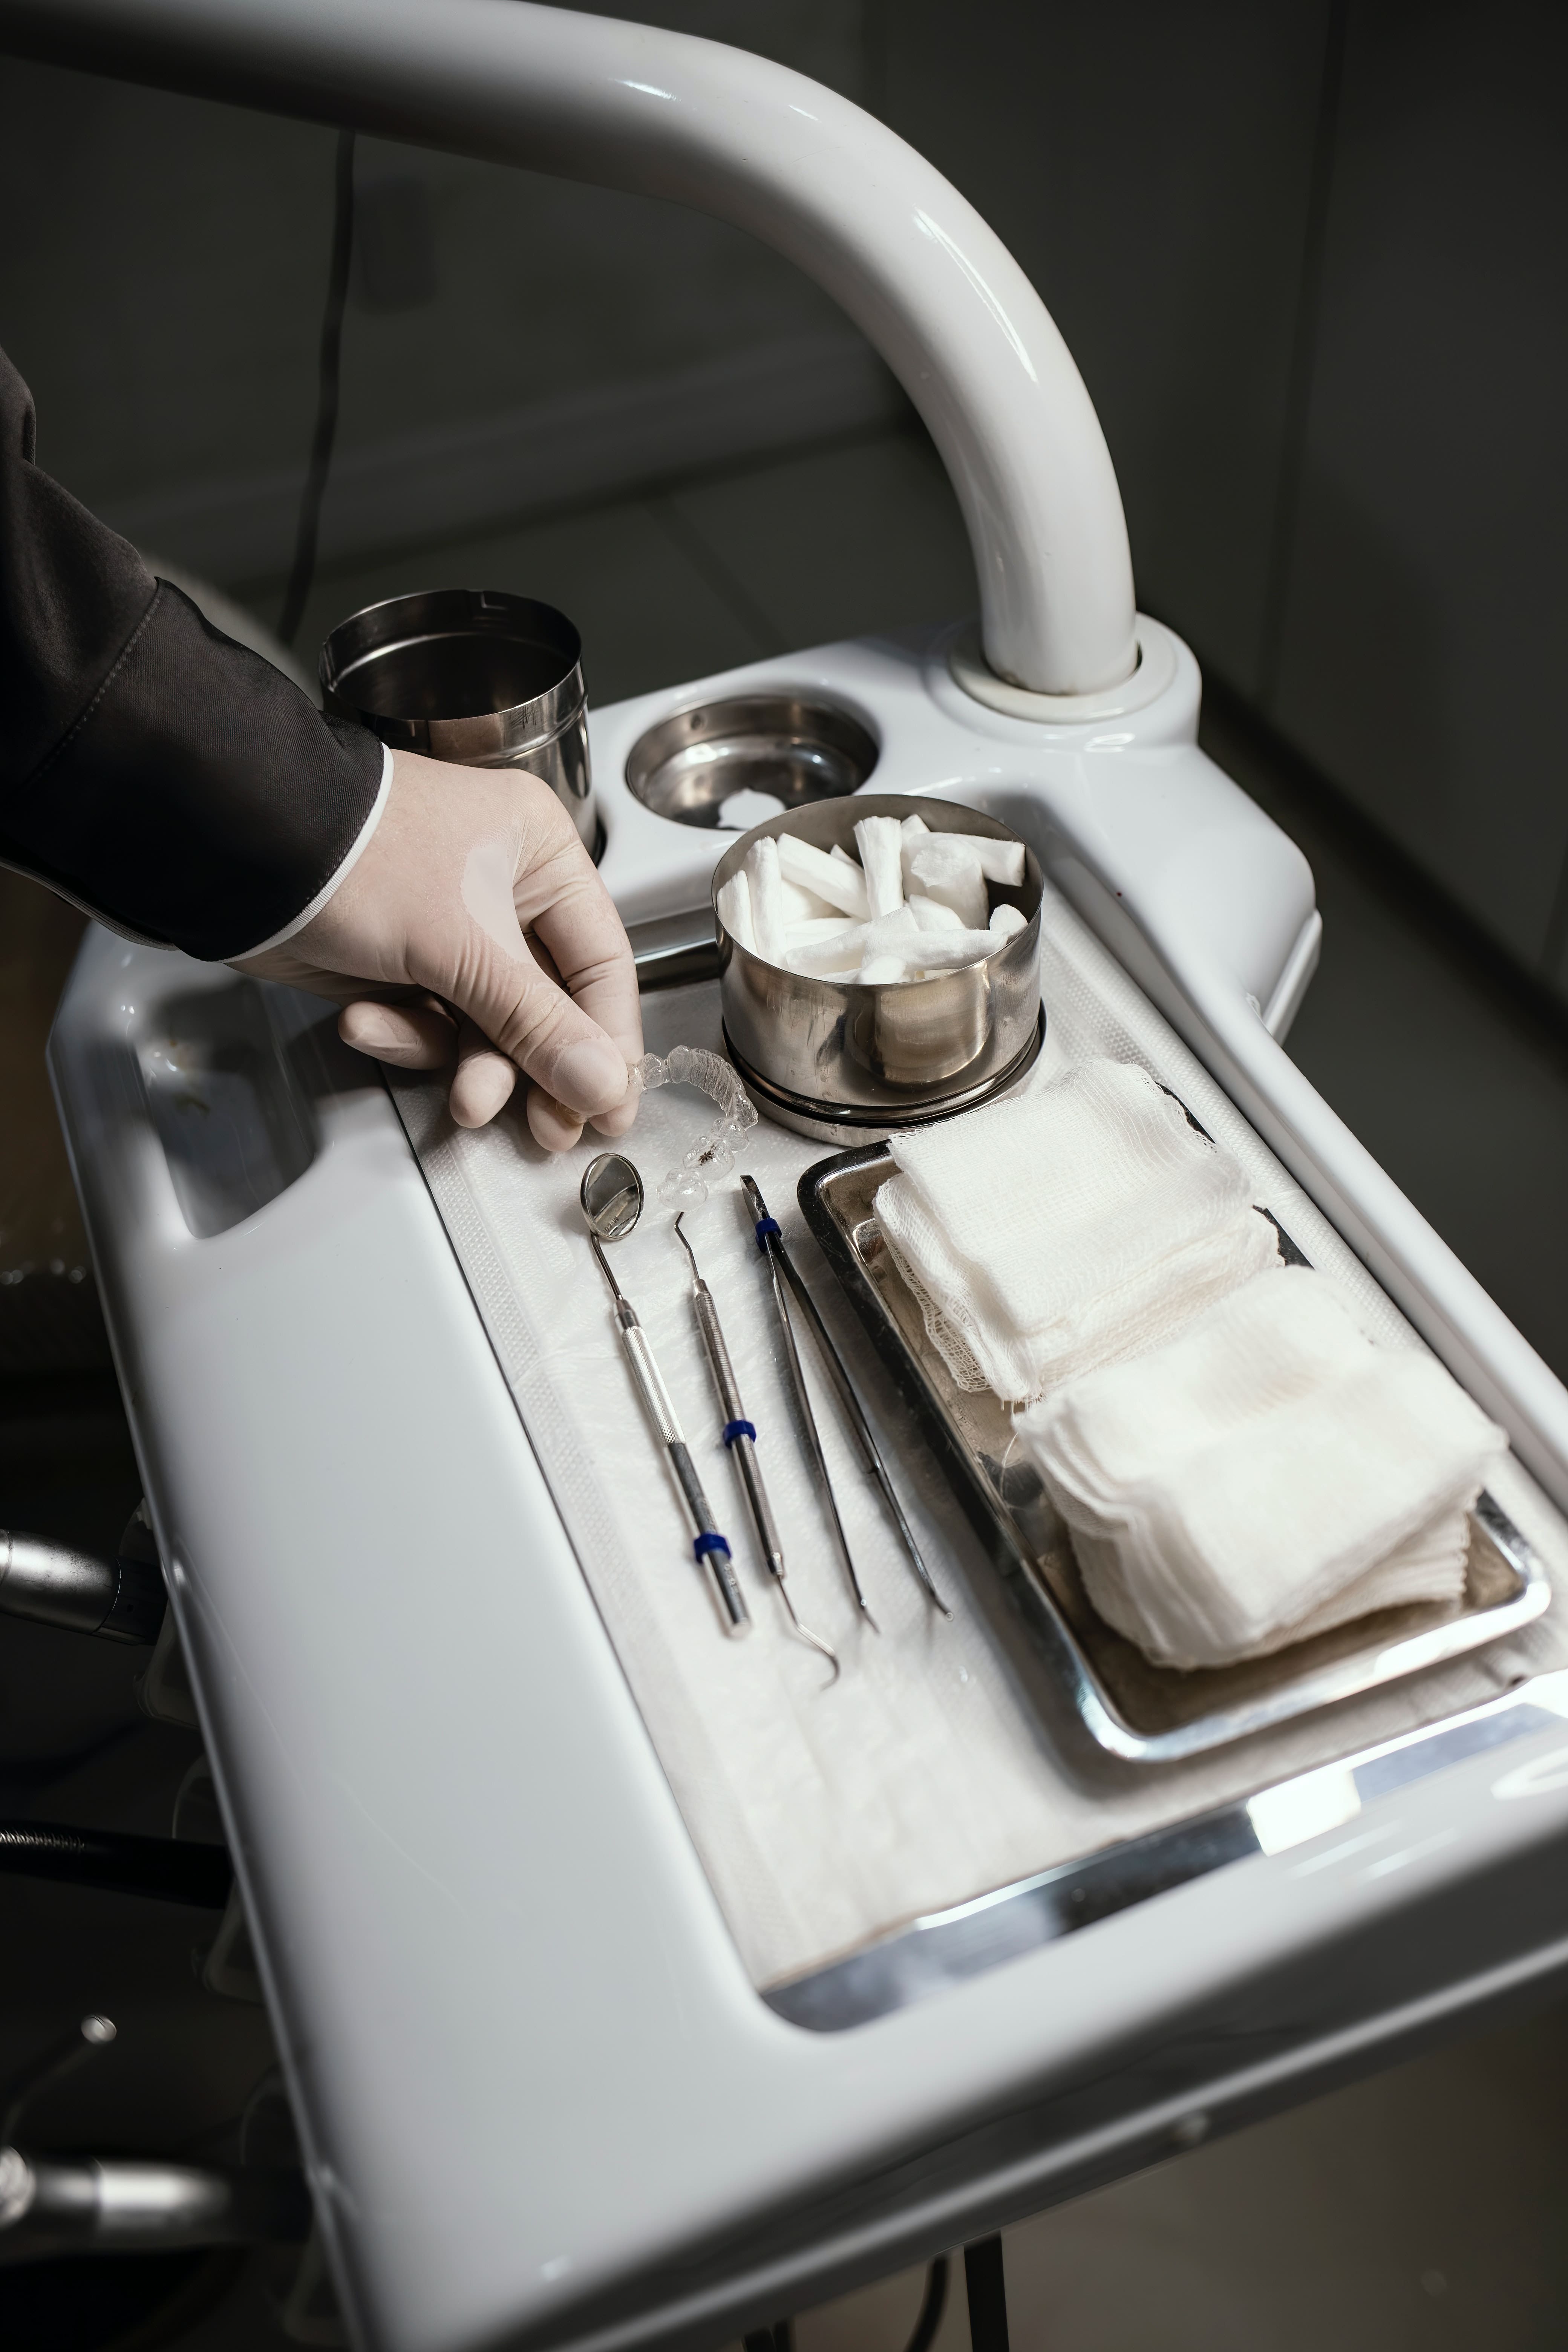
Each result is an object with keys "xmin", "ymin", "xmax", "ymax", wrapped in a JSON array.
[{"xmin": 0, "ymin": 0, "xmax": 1138, "ymax": 695}]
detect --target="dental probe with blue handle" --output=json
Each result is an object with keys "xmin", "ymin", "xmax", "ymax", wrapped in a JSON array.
[
  {"xmin": 579, "ymin": 1152, "xmax": 750, "ymax": 1640},
  {"xmin": 675, "ymin": 1216, "xmax": 839, "ymax": 1681}
]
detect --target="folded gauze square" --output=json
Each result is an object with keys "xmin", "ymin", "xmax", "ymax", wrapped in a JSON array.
[
  {"xmin": 1017, "ymin": 1267, "xmax": 1509, "ymax": 1669},
  {"xmin": 875, "ymin": 1058, "xmax": 1279, "ymax": 1403}
]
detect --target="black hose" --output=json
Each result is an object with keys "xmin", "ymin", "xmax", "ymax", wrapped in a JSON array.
[
  {"xmin": 903, "ymin": 2256, "xmax": 948, "ymax": 2352},
  {"xmin": 276, "ymin": 127, "xmax": 355, "ymax": 649},
  {"xmin": 743, "ymin": 2254, "xmax": 946, "ymax": 2352},
  {"xmin": 0, "ymin": 1823, "xmax": 232, "ymax": 1909},
  {"xmin": 964, "ymin": 2236, "xmax": 1010, "ymax": 2352}
]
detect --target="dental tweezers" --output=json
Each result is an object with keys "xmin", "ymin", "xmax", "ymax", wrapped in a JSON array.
[{"xmin": 740, "ymin": 1174, "xmax": 949, "ymax": 1620}]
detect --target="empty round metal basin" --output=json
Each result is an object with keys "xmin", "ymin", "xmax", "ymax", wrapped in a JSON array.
[
  {"xmin": 625, "ymin": 695, "xmax": 877, "ymax": 826},
  {"xmin": 319, "ymin": 589, "xmax": 596, "ymax": 850}
]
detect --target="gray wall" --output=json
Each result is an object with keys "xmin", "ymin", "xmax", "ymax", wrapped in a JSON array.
[
  {"xmin": 0, "ymin": 5, "xmax": 896, "ymax": 580},
  {"xmin": 2, "ymin": 2, "xmax": 1564, "ymax": 997},
  {"xmin": 1268, "ymin": 3, "xmax": 1568, "ymax": 984},
  {"xmin": 875, "ymin": 0, "xmax": 1568, "ymax": 1001}
]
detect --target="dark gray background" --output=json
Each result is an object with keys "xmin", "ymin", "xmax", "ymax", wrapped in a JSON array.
[{"xmin": 3, "ymin": 0, "xmax": 1564, "ymax": 993}]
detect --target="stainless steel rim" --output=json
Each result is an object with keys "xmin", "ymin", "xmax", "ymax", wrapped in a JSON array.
[{"xmin": 724, "ymin": 1008, "xmax": 1045, "ymax": 1134}]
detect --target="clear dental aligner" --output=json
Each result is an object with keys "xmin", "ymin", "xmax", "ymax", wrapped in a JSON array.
[
  {"xmin": 717, "ymin": 815, "xmax": 1027, "ymax": 985},
  {"xmin": 632, "ymin": 1045, "xmax": 760, "ymax": 1205}
]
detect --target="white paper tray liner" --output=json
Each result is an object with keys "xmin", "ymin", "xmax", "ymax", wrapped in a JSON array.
[{"xmin": 390, "ymin": 879, "xmax": 1568, "ymax": 1991}]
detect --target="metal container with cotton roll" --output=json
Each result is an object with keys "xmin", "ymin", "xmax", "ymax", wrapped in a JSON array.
[
  {"xmin": 712, "ymin": 794, "xmax": 1044, "ymax": 1140},
  {"xmin": 319, "ymin": 588, "xmax": 597, "ymax": 851}
]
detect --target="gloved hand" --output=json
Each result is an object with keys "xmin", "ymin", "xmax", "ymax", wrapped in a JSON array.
[{"xmin": 237, "ymin": 751, "xmax": 641, "ymax": 1149}]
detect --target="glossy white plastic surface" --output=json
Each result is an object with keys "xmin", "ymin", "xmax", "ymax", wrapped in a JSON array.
[
  {"xmin": 596, "ymin": 622, "xmax": 1568, "ymax": 1519},
  {"xmin": 18, "ymin": 6, "xmax": 1568, "ymax": 2345},
  {"xmin": 48, "ymin": 627, "xmax": 1568, "ymax": 2352},
  {"xmin": 0, "ymin": 0, "xmax": 1135, "ymax": 697}
]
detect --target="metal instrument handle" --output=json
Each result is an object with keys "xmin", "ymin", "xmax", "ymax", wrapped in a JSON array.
[
  {"xmin": 764, "ymin": 1253, "xmax": 873, "ymax": 1622},
  {"xmin": 691, "ymin": 1283, "xmax": 786, "ymax": 1572},
  {"xmin": 691, "ymin": 1286, "xmax": 744, "ymax": 1426},
  {"xmin": 731, "ymin": 1431, "xmax": 785, "ymax": 1574},
  {"xmin": 618, "ymin": 1317, "xmax": 749, "ymax": 1637},
  {"xmin": 775, "ymin": 1251, "xmax": 949, "ymax": 1616},
  {"xmin": 619, "ymin": 1323, "xmax": 684, "ymax": 1447}
]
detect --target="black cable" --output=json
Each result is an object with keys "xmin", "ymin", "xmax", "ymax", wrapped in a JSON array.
[
  {"xmin": 964, "ymin": 2236, "xmax": 1010, "ymax": 2352},
  {"xmin": 277, "ymin": 128, "xmax": 356, "ymax": 650},
  {"xmin": 0, "ymin": 1821, "xmax": 232, "ymax": 1909},
  {"xmin": 903, "ymin": 2256, "xmax": 948, "ymax": 2352},
  {"xmin": 742, "ymin": 2257, "xmax": 946, "ymax": 2352}
]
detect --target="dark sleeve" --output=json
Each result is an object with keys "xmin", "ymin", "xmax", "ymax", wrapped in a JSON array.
[{"xmin": 0, "ymin": 344, "xmax": 384, "ymax": 961}]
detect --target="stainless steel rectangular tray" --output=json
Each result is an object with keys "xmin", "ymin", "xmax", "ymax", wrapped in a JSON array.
[{"xmin": 799, "ymin": 1145, "xmax": 1551, "ymax": 1763}]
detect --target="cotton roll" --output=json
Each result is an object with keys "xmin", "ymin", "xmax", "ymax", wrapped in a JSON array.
[
  {"xmin": 908, "ymin": 842, "xmax": 988, "ymax": 928},
  {"xmin": 715, "ymin": 870, "xmax": 755, "ymax": 953},
  {"xmin": 860, "ymin": 906, "xmax": 921, "ymax": 959},
  {"xmin": 989, "ymin": 903, "xmax": 1028, "ymax": 942},
  {"xmin": 899, "ymin": 813, "xmax": 931, "ymax": 894},
  {"xmin": 778, "ymin": 834, "xmax": 870, "ymax": 918},
  {"xmin": 909, "ymin": 893, "xmax": 965, "ymax": 934},
  {"xmin": 787, "ymin": 914, "xmax": 865, "ymax": 945},
  {"xmin": 854, "ymin": 816, "xmax": 906, "ymax": 919},
  {"xmin": 790, "ymin": 922, "xmax": 869, "ymax": 975},
  {"xmin": 746, "ymin": 837, "xmax": 789, "ymax": 966},
  {"xmin": 941, "ymin": 833, "xmax": 1027, "ymax": 886},
  {"xmin": 780, "ymin": 876, "xmax": 834, "ymax": 923},
  {"xmin": 895, "ymin": 928, "xmax": 995, "ymax": 972}
]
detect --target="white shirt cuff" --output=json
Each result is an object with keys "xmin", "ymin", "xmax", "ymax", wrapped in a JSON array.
[{"xmin": 237, "ymin": 741, "xmax": 394, "ymax": 957}]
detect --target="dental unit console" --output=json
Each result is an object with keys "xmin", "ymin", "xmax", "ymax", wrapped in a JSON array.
[{"xmin": 9, "ymin": 4, "xmax": 1568, "ymax": 2349}]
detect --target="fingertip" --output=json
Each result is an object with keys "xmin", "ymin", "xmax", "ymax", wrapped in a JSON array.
[
  {"xmin": 588, "ymin": 1089, "xmax": 640, "ymax": 1138},
  {"xmin": 527, "ymin": 1087, "xmax": 585, "ymax": 1153},
  {"xmin": 450, "ymin": 1052, "xmax": 519, "ymax": 1127},
  {"xmin": 548, "ymin": 1036, "xmax": 632, "ymax": 1119}
]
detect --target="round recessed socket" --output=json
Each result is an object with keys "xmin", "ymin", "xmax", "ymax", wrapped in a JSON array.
[{"xmin": 624, "ymin": 694, "xmax": 878, "ymax": 827}]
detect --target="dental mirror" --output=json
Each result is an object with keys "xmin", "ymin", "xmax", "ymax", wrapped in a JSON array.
[{"xmin": 580, "ymin": 1153, "xmax": 645, "ymax": 1242}]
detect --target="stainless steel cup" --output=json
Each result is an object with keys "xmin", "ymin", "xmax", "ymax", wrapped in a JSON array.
[
  {"xmin": 319, "ymin": 589, "xmax": 596, "ymax": 851},
  {"xmin": 713, "ymin": 795, "xmax": 1043, "ymax": 1139}
]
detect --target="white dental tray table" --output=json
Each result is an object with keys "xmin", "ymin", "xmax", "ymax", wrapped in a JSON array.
[
  {"xmin": 49, "ymin": 626, "xmax": 1568, "ymax": 2352},
  {"xmin": 22, "ymin": 5, "xmax": 1568, "ymax": 2346}
]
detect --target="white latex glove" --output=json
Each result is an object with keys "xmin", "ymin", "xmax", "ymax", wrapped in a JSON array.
[{"xmin": 236, "ymin": 750, "xmax": 642, "ymax": 1150}]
